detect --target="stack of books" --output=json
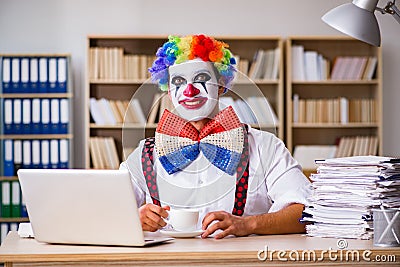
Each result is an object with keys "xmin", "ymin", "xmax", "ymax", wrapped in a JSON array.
[
  {"xmin": 292, "ymin": 95, "xmax": 376, "ymax": 124},
  {"xmin": 247, "ymin": 48, "xmax": 280, "ymax": 80},
  {"xmin": 291, "ymin": 45, "xmax": 378, "ymax": 81},
  {"xmin": 291, "ymin": 46, "xmax": 330, "ymax": 81},
  {"xmin": 303, "ymin": 156, "xmax": 400, "ymax": 239},
  {"xmin": 335, "ymin": 136, "xmax": 379, "ymax": 157},
  {"xmin": 330, "ymin": 56, "xmax": 377, "ymax": 80},
  {"xmin": 89, "ymin": 137, "xmax": 119, "ymax": 169},
  {"xmin": 219, "ymin": 96, "xmax": 278, "ymax": 126},
  {"xmin": 89, "ymin": 98, "xmax": 146, "ymax": 125},
  {"xmin": 88, "ymin": 47, "xmax": 155, "ymax": 80},
  {"xmin": 146, "ymin": 93, "xmax": 174, "ymax": 124}
]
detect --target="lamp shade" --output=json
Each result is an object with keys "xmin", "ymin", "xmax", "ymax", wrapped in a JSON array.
[{"xmin": 322, "ymin": 3, "xmax": 381, "ymax": 46}]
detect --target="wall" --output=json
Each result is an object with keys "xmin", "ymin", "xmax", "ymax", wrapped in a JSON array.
[{"xmin": 1, "ymin": 0, "xmax": 399, "ymax": 167}]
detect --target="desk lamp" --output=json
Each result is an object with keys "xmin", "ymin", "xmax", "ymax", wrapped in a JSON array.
[{"xmin": 322, "ymin": 0, "xmax": 400, "ymax": 46}]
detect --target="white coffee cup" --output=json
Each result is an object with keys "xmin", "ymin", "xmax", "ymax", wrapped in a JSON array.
[{"xmin": 167, "ymin": 209, "xmax": 199, "ymax": 232}]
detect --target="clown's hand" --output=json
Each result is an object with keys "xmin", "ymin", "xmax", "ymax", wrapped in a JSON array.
[
  {"xmin": 139, "ymin": 203, "xmax": 170, "ymax": 232},
  {"xmin": 201, "ymin": 211, "xmax": 252, "ymax": 239}
]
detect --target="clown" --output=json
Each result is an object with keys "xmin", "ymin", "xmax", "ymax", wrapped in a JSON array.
[{"xmin": 120, "ymin": 35, "xmax": 310, "ymax": 239}]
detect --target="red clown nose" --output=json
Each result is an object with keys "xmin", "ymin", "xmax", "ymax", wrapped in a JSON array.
[{"xmin": 183, "ymin": 84, "xmax": 200, "ymax": 97}]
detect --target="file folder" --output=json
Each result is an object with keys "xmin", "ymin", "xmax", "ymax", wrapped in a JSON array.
[
  {"xmin": 2, "ymin": 57, "xmax": 11, "ymax": 93},
  {"xmin": 39, "ymin": 58, "xmax": 48, "ymax": 93},
  {"xmin": 1, "ymin": 181, "xmax": 11, "ymax": 217},
  {"xmin": 31, "ymin": 140, "xmax": 41, "ymax": 169},
  {"xmin": 57, "ymin": 57, "xmax": 67, "ymax": 92},
  {"xmin": 9, "ymin": 222, "xmax": 17, "ymax": 232},
  {"xmin": 50, "ymin": 99, "xmax": 60, "ymax": 133},
  {"xmin": 50, "ymin": 139, "xmax": 59, "ymax": 169},
  {"xmin": 48, "ymin": 58, "xmax": 57, "ymax": 92},
  {"xmin": 41, "ymin": 99, "xmax": 50, "ymax": 134},
  {"xmin": 22, "ymin": 99, "xmax": 31, "ymax": 134},
  {"xmin": 3, "ymin": 99, "xmax": 13, "ymax": 134},
  {"xmin": 13, "ymin": 99, "xmax": 22, "ymax": 134},
  {"xmin": 11, "ymin": 58, "xmax": 20, "ymax": 93},
  {"xmin": 20, "ymin": 194, "xmax": 28, "ymax": 218},
  {"xmin": 20, "ymin": 58, "xmax": 29, "ymax": 93},
  {"xmin": 3, "ymin": 140, "xmax": 14, "ymax": 177},
  {"xmin": 22, "ymin": 140, "xmax": 31, "ymax": 169},
  {"xmin": 60, "ymin": 99, "xmax": 69, "ymax": 134},
  {"xmin": 30, "ymin": 58, "xmax": 39, "ymax": 93},
  {"xmin": 11, "ymin": 181, "xmax": 21, "ymax": 217},
  {"xmin": 0, "ymin": 222, "xmax": 9, "ymax": 243},
  {"xmin": 0, "ymin": 222, "xmax": 17, "ymax": 242},
  {"xmin": 31, "ymin": 98, "xmax": 41, "ymax": 134},
  {"xmin": 13, "ymin": 140, "xmax": 22, "ymax": 176},
  {"xmin": 41, "ymin": 140, "xmax": 50, "ymax": 169},
  {"xmin": 59, "ymin": 139, "xmax": 69, "ymax": 168}
]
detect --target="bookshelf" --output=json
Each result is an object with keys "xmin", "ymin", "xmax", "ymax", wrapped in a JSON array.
[
  {"xmin": 85, "ymin": 35, "xmax": 284, "ymax": 169},
  {"xmin": 0, "ymin": 54, "xmax": 74, "ymax": 243},
  {"xmin": 286, "ymin": 36, "xmax": 383, "ymax": 171}
]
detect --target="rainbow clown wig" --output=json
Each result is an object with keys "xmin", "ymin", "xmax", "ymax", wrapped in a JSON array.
[{"xmin": 148, "ymin": 35, "xmax": 237, "ymax": 92}]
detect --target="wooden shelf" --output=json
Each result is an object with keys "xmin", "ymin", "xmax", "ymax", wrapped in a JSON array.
[
  {"xmin": 237, "ymin": 79, "xmax": 279, "ymax": 85},
  {"xmin": 253, "ymin": 123, "xmax": 279, "ymax": 128},
  {"xmin": 292, "ymin": 80, "xmax": 379, "ymax": 85},
  {"xmin": 0, "ymin": 176, "xmax": 18, "ymax": 181},
  {"xmin": 0, "ymin": 134, "xmax": 73, "ymax": 140},
  {"xmin": 292, "ymin": 122, "xmax": 379, "ymax": 128},
  {"xmin": 89, "ymin": 78, "xmax": 280, "ymax": 87},
  {"xmin": 90, "ymin": 123, "xmax": 156, "ymax": 129},
  {"xmin": 0, "ymin": 93, "xmax": 73, "ymax": 98},
  {"xmin": 0, "ymin": 53, "xmax": 71, "ymax": 57},
  {"xmin": 0, "ymin": 217, "xmax": 29, "ymax": 223},
  {"xmin": 89, "ymin": 79, "xmax": 149, "ymax": 85},
  {"xmin": 286, "ymin": 36, "xmax": 383, "ymax": 159},
  {"xmin": 90, "ymin": 123, "xmax": 279, "ymax": 130}
]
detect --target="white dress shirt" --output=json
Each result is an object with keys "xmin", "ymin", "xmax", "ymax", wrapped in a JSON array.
[{"xmin": 120, "ymin": 126, "xmax": 310, "ymax": 227}]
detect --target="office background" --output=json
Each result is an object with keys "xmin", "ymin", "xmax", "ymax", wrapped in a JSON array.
[{"xmin": 1, "ymin": 0, "xmax": 399, "ymax": 168}]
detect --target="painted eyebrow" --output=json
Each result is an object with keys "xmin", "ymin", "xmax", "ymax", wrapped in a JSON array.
[
  {"xmin": 170, "ymin": 69, "xmax": 212, "ymax": 78},
  {"xmin": 193, "ymin": 69, "xmax": 212, "ymax": 76},
  {"xmin": 170, "ymin": 73, "xmax": 185, "ymax": 79}
]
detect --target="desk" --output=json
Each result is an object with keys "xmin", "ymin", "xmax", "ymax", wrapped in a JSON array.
[{"xmin": 0, "ymin": 231, "xmax": 399, "ymax": 266}]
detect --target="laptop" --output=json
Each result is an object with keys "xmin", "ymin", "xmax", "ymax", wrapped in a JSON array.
[{"xmin": 17, "ymin": 169, "xmax": 173, "ymax": 246}]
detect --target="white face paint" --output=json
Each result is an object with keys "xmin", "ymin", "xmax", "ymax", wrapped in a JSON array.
[{"xmin": 168, "ymin": 59, "xmax": 220, "ymax": 121}]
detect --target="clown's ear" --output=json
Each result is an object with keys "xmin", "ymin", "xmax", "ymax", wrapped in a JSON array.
[
  {"xmin": 218, "ymin": 86, "xmax": 228, "ymax": 96},
  {"xmin": 218, "ymin": 77, "xmax": 228, "ymax": 96}
]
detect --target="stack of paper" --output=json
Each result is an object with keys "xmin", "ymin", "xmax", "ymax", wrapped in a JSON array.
[
  {"xmin": 303, "ymin": 156, "xmax": 400, "ymax": 239},
  {"xmin": 376, "ymin": 158, "xmax": 400, "ymax": 208}
]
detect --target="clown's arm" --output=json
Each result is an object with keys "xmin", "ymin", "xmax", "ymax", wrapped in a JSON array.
[
  {"xmin": 201, "ymin": 203, "xmax": 305, "ymax": 239},
  {"xmin": 202, "ymin": 134, "xmax": 310, "ymax": 239}
]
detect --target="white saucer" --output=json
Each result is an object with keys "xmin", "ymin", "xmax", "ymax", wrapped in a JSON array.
[{"xmin": 160, "ymin": 229, "xmax": 203, "ymax": 238}]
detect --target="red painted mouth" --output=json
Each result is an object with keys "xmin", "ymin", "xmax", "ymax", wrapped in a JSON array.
[{"xmin": 179, "ymin": 97, "xmax": 208, "ymax": 109}]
